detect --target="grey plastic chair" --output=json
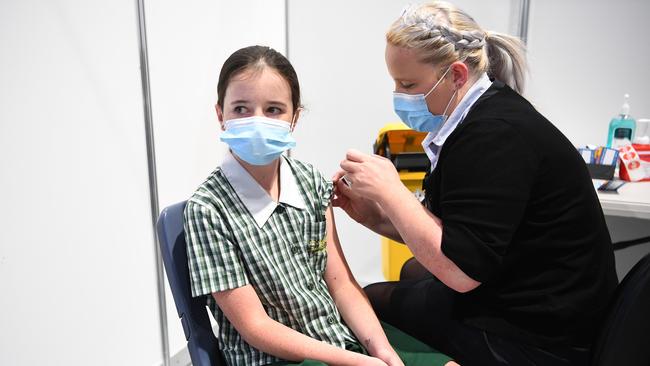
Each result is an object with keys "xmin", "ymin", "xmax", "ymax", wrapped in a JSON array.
[{"xmin": 157, "ymin": 200, "xmax": 226, "ymax": 366}]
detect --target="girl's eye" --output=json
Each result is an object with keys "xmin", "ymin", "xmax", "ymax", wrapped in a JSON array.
[
  {"xmin": 267, "ymin": 106, "xmax": 283, "ymax": 114},
  {"xmin": 233, "ymin": 106, "xmax": 247, "ymax": 114},
  {"xmin": 401, "ymin": 83, "xmax": 415, "ymax": 89}
]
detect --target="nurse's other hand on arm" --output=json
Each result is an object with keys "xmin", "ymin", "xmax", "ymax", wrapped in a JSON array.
[
  {"xmin": 338, "ymin": 149, "xmax": 481, "ymax": 293},
  {"xmin": 331, "ymin": 170, "xmax": 379, "ymax": 224},
  {"xmin": 212, "ymin": 286, "xmax": 388, "ymax": 366},
  {"xmin": 332, "ymin": 169, "xmax": 403, "ymax": 243}
]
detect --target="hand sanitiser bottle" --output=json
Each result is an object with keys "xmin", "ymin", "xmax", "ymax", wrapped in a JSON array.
[{"xmin": 607, "ymin": 94, "xmax": 636, "ymax": 148}]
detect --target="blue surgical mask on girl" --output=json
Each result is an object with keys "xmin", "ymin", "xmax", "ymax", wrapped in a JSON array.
[
  {"xmin": 220, "ymin": 116, "xmax": 296, "ymax": 165},
  {"xmin": 393, "ymin": 65, "xmax": 456, "ymax": 132}
]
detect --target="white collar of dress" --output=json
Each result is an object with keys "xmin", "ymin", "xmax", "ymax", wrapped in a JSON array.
[{"xmin": 220, "ymin": 151, "xmax": 306, "ymax": 228}]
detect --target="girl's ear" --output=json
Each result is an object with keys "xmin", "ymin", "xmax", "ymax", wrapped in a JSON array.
[
  {"xmin": 215, "ymin": 104, "xmax": 225, "ymax": 131},
  {"xmin": 290, "ymin": 107, "xmax": 302, "ymax": 132}
]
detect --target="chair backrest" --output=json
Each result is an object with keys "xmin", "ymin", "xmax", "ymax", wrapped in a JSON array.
[
  {"xmin": 157, "ymin": 200, "xmax": 225, "ymax": 366},
  {"xmin": 590, "ymin": 252, "xmax": 650, "ymax": 366}
]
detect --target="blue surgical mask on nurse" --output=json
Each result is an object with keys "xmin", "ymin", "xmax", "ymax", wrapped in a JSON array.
[{"xmin": 393, "ymin": 65, "xmax": 456, "ymax": 133}]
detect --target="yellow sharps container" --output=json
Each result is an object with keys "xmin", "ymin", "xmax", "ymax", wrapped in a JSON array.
[{"xmin": 373, "ymin": 122, "xmax": 430, "ymax": 280}]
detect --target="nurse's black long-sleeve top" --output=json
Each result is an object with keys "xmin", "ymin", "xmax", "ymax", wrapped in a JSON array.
[{"xmin": 423, "ymin": 80, "xmax": 618, "ymax": 349}]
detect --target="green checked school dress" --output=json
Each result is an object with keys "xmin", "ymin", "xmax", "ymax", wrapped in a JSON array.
[{"xmin": 184, "ymin": 153, "xmax": 359, "ymax": 365}]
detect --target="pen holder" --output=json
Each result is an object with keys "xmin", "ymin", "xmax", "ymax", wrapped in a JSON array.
[{"xmin": 587, "ymin": 163, "xmax": 615, "ymax": 180}]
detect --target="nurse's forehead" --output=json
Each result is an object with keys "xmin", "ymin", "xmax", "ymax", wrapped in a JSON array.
[
  {"xmin": 386, "ymin": 44, "xmax": 421, "ymax": 64},
  {"xmin": 386, "ymin": 44, "xmax": 434, "ymax": 78}
]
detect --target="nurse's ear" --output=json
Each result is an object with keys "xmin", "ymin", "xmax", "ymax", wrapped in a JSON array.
[
  {"xmin": 450, "ymin": 61, "xmax": 469, "ymax": 90},
  {"xmin": 215, "ymin": 103, "xmax": 225, "ymax": 131}
]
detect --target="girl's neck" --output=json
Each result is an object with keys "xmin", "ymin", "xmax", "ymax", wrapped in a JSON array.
[{"xmin": 235, "ymin": 155, "xmax": 281, "ymax": 202}]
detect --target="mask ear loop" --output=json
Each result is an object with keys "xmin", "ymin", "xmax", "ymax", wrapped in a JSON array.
[
  {"xmin": 424, "ymin": 64, "xmax": 453, "ymax": 98},
  {"xmin": 286, "ymin": 108, "xmax": 301, "ymax": 159},
  {"xmin": 441, "ymin": 56, "xmax": 469, "ymax": 121},
  {"xmin": 429, "ymin": 56, "xmax": 467, "ymax": 127},
  {"xmin": 441, "ymin": 87, "xmax": 458, "ymax": 123},
  {"xmin": 425, "ymin": 56, "xmax": 469, "ymax": 99}
]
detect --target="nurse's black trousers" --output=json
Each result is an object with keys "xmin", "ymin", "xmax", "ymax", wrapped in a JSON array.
[{"xmin": 363, "ymin": 260, "xmax": 590, "ymax": 366}]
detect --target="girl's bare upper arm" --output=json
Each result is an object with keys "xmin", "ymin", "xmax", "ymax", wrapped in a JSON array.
[
  {"xmin": 323, "ymin": 206, "xmax": 356, "ymax": 293},
  {"xmin": 212, "ymin": 284, "xmax": 268, "ymax": 332}
]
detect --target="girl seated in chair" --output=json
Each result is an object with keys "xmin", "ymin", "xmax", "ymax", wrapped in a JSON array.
[{"xmin": 184, "ymin": 45, "xmax": 457, "ymax": 366}]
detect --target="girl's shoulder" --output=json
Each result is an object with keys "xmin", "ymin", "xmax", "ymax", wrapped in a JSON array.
[
  {"xmin": 186, "ymin": 167, "xmax": 232, "ymax": 213},
  {"xmin": 282, "ymin": 156, "xmax": 329, "ymax": 187},
  {"xmin": 283, "ymin": 156, "xmax": 333, "ymax": 216}
]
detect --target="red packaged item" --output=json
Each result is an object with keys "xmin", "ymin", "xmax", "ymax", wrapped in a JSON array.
[{"xmin": 619, "ymin": 144, "xmax": 650, "ymax": 182}]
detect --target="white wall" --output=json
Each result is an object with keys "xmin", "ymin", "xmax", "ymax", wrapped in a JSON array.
[
  {"xmin": 526, "ymin": 0, "xmax": 650, "ymax": 146},
  {"xmin": 0, "ymin": 1, "xmax": 161, "ymax": 364}
]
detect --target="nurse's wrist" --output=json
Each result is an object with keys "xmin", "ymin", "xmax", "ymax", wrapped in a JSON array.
[
  {"xmin": 377, "ymin": 183, "xmax": 411, "ymax": 208},
  {"xmin": 359, "ymin": 204, "xmax": 383, "ymax": 231}
]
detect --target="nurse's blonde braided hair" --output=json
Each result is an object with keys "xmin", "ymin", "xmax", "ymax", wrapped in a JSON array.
[{"xmin": 387, "ymin": 2, "xmax": 527, "ymax": 94}]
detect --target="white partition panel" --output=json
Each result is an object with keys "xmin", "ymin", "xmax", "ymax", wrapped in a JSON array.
[{"xmin": 0, "ymin": 1, "xmax": 161, "ymax": 365}]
